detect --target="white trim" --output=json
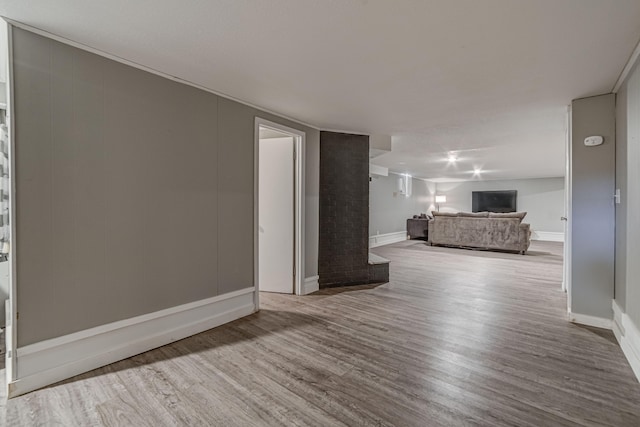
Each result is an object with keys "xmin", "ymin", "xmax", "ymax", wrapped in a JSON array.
[
  {"xmin": 562, "ymin": 105, "xmax": 570, "ymax": 292},
  {"xmin": 369, "ymin": 231, "xmax": 407, "ymax": 248},
  {"xmin": 8, "ymin": 288, "xmax": 255, "ymax": 398},
  {"xmin": 302, "ymin": 276, "xmax": 319, "ymax": 295},
  {"xmin": 612, "ymin": 299, "xmax": 626, "ymax": 343},
  {"xmin": 613, "ymin": 37, "xmax": 640, "ymax": 93},
  {"xmin": 612, "ymin": 300, "xmax": 640, "ymax": 382},
  {"xmin": 2, "ymin": 17, "xmax": 320, "ymax": 132},
  {"xmin": 566, "ymin": 104, "xmax": 573, "ymax": 310},
  {"xmin": 253, "ymin": 118, "xmax": 260, "ymax": 310},
  {"xmin": 568, "ymin": 311, "xmax": 612, "ymax": 330},
  {"xmin": 255, "ymin": 118, "xmax": 306, "ymax": 297},
  {"xmin": 620, "ymin": 321, "xmax": 640, "ymax": 382},
  {"xmin": 530, "ymin": 231, "xmax": 565, "ymax": 242},
  {"xmin": 5, "ymin": 21, "xmax": 16, "ymax": 384}
]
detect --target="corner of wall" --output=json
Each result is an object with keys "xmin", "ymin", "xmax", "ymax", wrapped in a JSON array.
[{"xmin": 612, "ymin": 299, "xmax": 640, "ymax": 382}]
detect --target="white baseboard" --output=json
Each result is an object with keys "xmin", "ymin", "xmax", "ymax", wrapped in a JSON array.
[
  {"xmin": 9, "ymin": 287, "xmax": 256, "ymax": 398},
  {"xmin": 369, "ymin": 231, "xmax": 407, "ymax": 248},
  {"xmin": 612, "ymin": 300, "xmax": 640, "ymax": 382},
  {"xmin": 612, "ymin": 299, "xmax": 625, "ymax": 342},
  {"xmin": 531, "ymin": 231, "xmax": 564, "ymax": 242},
  {"xmin": 302, "ymin": 276, "xmax": 319, "ymax": 295},
  {"xmin": 568, "ymin": 311, "xmax": 612, "ymax": 330}
]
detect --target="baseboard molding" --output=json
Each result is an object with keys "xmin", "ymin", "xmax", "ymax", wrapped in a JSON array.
[
  {"xmin": 568, "ymin": 311, "xmax": 612, "ymax": 330},
  {"xmin": 9, "ymin": 287, "xmax": 256, "ymax": 398},
  {"xmin": 369, "ymin": 231, "xmax": 407, "ymax": 248},
  {"xmin": 531, "ymin": 231, "xmax": 564, "ymax": 242},
  {"xmin": 612, "ymin": 300, "xmax": 640, "ymax": 382},
  {"xmin": 302, "ymin": 276, "xmax": 319, "ymax": 295},
  {"xmin": 612, "ymin": 299, "xmax": 625, "ymax": 342}
]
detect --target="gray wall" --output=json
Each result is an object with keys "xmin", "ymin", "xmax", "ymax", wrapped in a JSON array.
[
  {"xmin": 369, "ymin": 174, "xmax": 432, "ymax": 235},
  {"xmin": 570, "ymin": 94, "xmax": 616, "ymax": 319},
  {"xmin": 435, "ymin": 177, "xmax": 565, "ymax": 234},
  {"xmin": 12, "ymin": 27, "xmax": 319, "ymax": 346},
  {"xmin": 616, "ymin": 59, "xmax": 640, "ymax": 328},
  {"xmin": 626, "ymin": 66, "xmax": 640, "ymax": 329}
]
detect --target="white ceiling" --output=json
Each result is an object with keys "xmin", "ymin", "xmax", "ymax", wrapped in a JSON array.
[{"xmin": 2, "ymin": 1, "xmax": 640, "ymax": 181}]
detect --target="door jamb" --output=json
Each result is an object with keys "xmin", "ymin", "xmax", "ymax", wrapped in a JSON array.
[
  {"xmin": 254, "ymin": 117, "xmax": 305, "ymax": 310},
  {"xmin": 564, "ymin": 105, "xmax": 572, "ymax": 311},
  {"xmin": 5, "ymin": 21, "xmax": 17, "ymax": 387}
]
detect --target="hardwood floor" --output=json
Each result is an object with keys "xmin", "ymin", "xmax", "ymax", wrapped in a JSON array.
[{"xmin": 4, "ymin": 240, "xmax": 640, "ymax": 426}]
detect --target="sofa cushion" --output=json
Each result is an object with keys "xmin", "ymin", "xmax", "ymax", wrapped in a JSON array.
[
  {"xmin": 488, "ymin": 212, "xmax": 527, "ymax": 222},
  {"xmin": 428, "ymin": 215, "xmax": 531, "ymax": 253},
  {"xmin": 457, "ymin": 211, "xmax": 489, "ymax": 218},
  {"xmin": 432, "ymin": 211, "xmax": 457, "ymax": 217}
]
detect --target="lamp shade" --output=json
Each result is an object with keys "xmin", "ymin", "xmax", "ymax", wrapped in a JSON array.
[{"xmin": 435, "ymin": 195, "xmax": 446, "ymax": 203}]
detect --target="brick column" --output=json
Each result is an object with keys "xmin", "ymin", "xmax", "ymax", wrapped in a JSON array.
[{"xmin": 318, "ymin": 131, "xmax": 371, "ymax": 287}]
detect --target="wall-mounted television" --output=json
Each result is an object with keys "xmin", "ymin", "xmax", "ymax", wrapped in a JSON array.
[{"xmin": 472, "ymin": 190, "xmax": 517, "ymax": 213}]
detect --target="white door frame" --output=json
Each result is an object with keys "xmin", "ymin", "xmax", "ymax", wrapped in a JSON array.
[
  {"xmin": 564, "ymin": 104, "xmax": 572, "ymax": 312},
  {"xmin": 254, "ymin": 118, "xmax": 305, "ymax": 309},
  {"xmin": 5, "ymin": 21, "xmax": 17, "ymax": 385}
]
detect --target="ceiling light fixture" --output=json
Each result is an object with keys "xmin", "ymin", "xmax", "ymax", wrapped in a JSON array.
[
  {"xmin": 473, "ymin": 168, "xmax": 482, "ymax": 174},
  {"xmin": 447, "ymin": 153, "xmax": 457, "ymax": 162}
]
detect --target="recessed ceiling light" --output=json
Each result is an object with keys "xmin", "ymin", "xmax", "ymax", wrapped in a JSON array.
[
  {"xmin": 473, "ymin": 168, "xmax": 482, "ymax": 174},
  {"xmin": 447, "ymin": 151, "xmax": 458, "ymax": 162}
]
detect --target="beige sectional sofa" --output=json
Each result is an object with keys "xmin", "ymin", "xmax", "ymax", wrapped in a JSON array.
[{"xmin": 427, "ymin": 211, "xmax": 531, "ymax": 254}]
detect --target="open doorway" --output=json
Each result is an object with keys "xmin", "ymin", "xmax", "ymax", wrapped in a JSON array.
[{"xmin": 255, "ymin": 118, "xmax": 305, "ymax": 301}]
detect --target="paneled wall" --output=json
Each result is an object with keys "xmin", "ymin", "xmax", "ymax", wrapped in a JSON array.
[{"xmin": 12, "ymin": 27, "xmax": 319, "ymax": 346}]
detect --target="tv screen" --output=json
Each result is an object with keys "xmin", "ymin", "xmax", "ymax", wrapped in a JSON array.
[{"xmin": 472, "ymin": 190, "xmax": 517, "ymax": 213}]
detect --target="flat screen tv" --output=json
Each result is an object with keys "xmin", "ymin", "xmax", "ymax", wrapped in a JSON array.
[{"xmin": 472, "ymin": 190, "xmax": 517, "ymax": 213}]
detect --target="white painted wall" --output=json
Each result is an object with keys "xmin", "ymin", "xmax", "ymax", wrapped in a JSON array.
[
  {"xmin": 369, "ymin": 173, "xmax": 433, "ymax": 236},
  {"xmin": 258, "ymin": 136, "xmax": 294, "ymax": 294},
  {"xmin": 435, "ymin": 177, "xmax": 565, "ymax": 234}
]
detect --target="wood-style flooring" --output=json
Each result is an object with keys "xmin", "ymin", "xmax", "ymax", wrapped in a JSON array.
[{"xmin": 3, "ymin": 240, "xmax": 640, "ymax": 426}]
